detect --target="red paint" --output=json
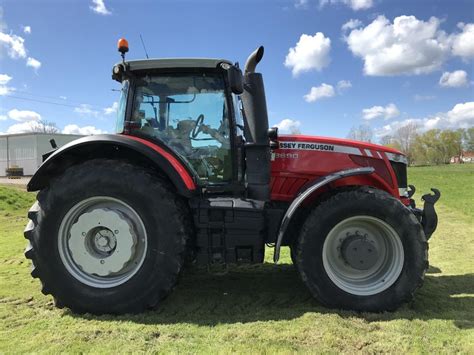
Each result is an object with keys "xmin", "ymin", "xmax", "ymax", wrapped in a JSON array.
[
  {"xmin": 124, "ymin": 135, "xmax": 196, "ymax": 190},
  {"xmin": 271, "ymin": 135, "xmax": 402, "ymax": 201},
  {"xmin": 283, "ymin": 135, "xmax": 403, "ymax": 154}
]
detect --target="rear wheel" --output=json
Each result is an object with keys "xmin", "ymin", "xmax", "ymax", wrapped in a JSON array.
[
  {"xmin": 295, "ymin": 188, "xmax": 427, "ymax": 312},
  {"xmin": 24, "ymin": 159, "xmax": 190, "ymax": 314}
]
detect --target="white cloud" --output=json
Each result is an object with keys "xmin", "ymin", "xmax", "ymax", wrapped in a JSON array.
[
  {"xmin": 0, "ymin": 73, "xmax": 14, "ymax": 95},
  {"xmin": 26, "ymin": 57, "xmax": 41, "ymax": 70},
  {"xmin": 274, "ymin": 119, "xmax": 301, "ymax": 134},
  {"xmin": 0, "ymin": 115, "xmax": 7, "ymax": 121},
  {"xmin": 0, "ymin": 73, "xmax": 11, "ymax": 85},
  {"xmin": 375, "ymin": 101, "xmax": 474, "ymax": 137},
  {"xmin": 294, "ymin": 0, "xmax": 309, "ymax": 9},
  {"xmin": 0, "ymin": 32, "xmax": 26, "ymax": 58},
  {"xmin": 320, "ymin": 0, "xmax": 373, "ymax": 11},
  {"xmin": 413, "ymin": 94, "xmax": 436, "ymax": 101},
  {"xmin": 337, "ymin": 80, "xmax": 352, "ymax": 91},
  {"xmin": 74, "ymin": 104, "xmax": 99, "ymax": 117},
  {"xmin": 284, "ymin": 32, "xmax": 331, "ymax": 76},
  {"xmin": 439, "ymin": 70, "xmax": 469, "ymax": 88},
  {"xmin": 6, "ymin": 120, "xmax": 42, "ymax": 134},
  {"xmin": 7, "ymin": 109, "xmax": 41, "ymax": 122},
  {"xmin": 445, "ymin": 102, "xmax": 474, "ymax": 126},
  {"xmin": 345, "ymin": 15, "xmax": 451, "ymax": 76},
  {"xmin": 362, "ymin": 103, "xmax": 400, "ymax": 120},
  {"xmin": 104, "ymin": 101, "xmax": 118, "ymax": 115},
  {"xmin": 452, "ymin": 23, "xmax": 474, "ymax": 60},
  {"xmin": 0, "ymin": 18, "xmax": 39, "ymax": 69},
  {"xmin": 342, "ymin": 19, "xmax": 363, "ymax": 32},
  {"xmin": 62, "ymin": 124, "xmax": 105, "ymax": 135},
  {"xmin": 90, "ymin": 0, "xmax": 111, "ymax": 15},
  {"xmin": 303, "ymin": 83, "xmax": 335, "ymax": 102},
  {"xmin": 59, "ymin": 96, "xmax": 67, "ymax": 100}
]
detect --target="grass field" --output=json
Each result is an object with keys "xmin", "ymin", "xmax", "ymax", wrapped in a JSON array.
[{"xmin": 0, "ymin": 165, "xmax": 473, "ymax": 353}]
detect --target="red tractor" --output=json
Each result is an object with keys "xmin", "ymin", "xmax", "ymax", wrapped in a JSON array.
[{"xmin": 24, "ymin": 41, "xmax": 440, "ymax": 314}]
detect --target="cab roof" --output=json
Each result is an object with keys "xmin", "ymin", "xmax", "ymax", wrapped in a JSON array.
[{"xmin": 122, "ymin": 58, "xmax": 233, "ymax": 71}]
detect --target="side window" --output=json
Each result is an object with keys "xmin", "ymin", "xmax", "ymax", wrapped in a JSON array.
[{"xmin": 115, "ymin": 80, "xmax": 129, "ymax": 133}]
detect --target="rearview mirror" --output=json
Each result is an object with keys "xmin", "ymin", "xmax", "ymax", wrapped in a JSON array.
[{"xmin": 226, "ymin": 65, "xmax": 243, "ymax": 95}]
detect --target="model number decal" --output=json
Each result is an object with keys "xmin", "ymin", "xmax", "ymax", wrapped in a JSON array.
[{"xmin": 272, "ymin": 152, "xmax": 299, "ymax": 160}]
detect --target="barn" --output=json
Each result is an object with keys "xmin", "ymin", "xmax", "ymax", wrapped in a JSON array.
[{"xmin": 0, "ymin": 133, "xmax": 83, "ymax": 176}]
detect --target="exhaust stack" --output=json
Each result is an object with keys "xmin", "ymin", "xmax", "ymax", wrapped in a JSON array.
[{"xmin": 241, "ymin": 46, "xmax": 270, "ymax": 201}]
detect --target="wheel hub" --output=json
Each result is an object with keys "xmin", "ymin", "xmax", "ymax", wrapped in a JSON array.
[
  {"xmin": 340, "ymin": 234, "xmax": 379, "ymax": 270},
  {"xmin": 91, "ymin": 228, "xmax": 117, "ymax": 254},
  {"xmin": 68, "ymin": 208, "xmax": 135, "ymax": 277}
]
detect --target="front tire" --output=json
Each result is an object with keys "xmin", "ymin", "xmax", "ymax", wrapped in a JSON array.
[
  {"xmin": 295, "ymin": 188, "xmax": 428, "ymax": 312},
  {"xmin": 24, "ymin": 159, "xmax": 190, "ymax": 314}
]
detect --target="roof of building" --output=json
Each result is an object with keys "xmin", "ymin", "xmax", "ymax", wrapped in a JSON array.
[
  {"xmin": 0, "ymin": 132, "xmax": 84, "ymax": 139},
  {"xmin": 119, "ymin": 58, "xmax": 233, "ymax": 72}
]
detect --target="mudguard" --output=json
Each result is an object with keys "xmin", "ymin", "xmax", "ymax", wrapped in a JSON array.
[
  {"xmin": 27, "ymin": 134, "xmax": 196, "ymax": 196},
  {"xmin": 273, "ymin": 167, "xmax": 375, "ymax": 262}
]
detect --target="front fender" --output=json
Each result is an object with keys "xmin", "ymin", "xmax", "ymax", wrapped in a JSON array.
[
  {"xmin": 273, "ymin": 167, "xmax": 375, "ymax": 262},
  {"xmin": 28, "ymin": 134, "xmax": 196, "ymax": 197}
]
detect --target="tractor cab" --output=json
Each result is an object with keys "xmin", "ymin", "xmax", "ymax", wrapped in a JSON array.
[{"xmin": 114, "ymin": 60, "xmax": 238, "ymax": 184}]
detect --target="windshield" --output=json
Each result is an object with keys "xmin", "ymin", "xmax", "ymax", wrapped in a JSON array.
[{"xmin": 131, "ymin": 73, "xmax": 232, "ymax": 184}]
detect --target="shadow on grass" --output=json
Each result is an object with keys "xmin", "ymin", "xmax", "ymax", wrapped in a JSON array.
[{"xmin": 69, "ymin": 263, "xmax": 474, "ymax": 328}]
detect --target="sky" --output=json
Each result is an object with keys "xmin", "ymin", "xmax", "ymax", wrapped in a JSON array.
[{"xmin": 0, "ymin": 0, "xmax": 473, "ymax": 141}]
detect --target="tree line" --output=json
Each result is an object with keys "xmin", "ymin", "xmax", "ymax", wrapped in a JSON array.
[{"xmin": 347, "ymin": 124, "xmax": 474, "ymax": 166}]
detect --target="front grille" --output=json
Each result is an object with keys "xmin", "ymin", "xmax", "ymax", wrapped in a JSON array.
[{"xmin": 390, "ymin": 161, "xmax": 407, "ymax": 188}]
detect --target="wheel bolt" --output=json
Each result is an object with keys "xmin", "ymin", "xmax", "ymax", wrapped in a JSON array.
[
  {"xmin": 100, "ymin": 260, "xmax": 105, "ymax": 264},
  {"xmin": 82, "ymin": 232, "xmax": 86, "ymax": 236},
  {"xmin": 114, "ymin": 230, "xmax": 119, "ymax": 234}
]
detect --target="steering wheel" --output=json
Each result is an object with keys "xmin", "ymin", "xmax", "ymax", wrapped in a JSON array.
[{"xmin": 191, "ymin": 114, "xmax": 205, "ymax": 139}]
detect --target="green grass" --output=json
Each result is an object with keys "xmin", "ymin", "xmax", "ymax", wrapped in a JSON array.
[
  {"xmin": 408, "ymin": 164, "xmax": 474, "ymax": 220},
  {"xmin": 0, "ymin": 165, "xmax": 473, "ymax": 353}
]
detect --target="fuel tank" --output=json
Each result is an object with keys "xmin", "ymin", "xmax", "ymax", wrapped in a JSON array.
[{"xmin": 270, "ymin": 135, "xmax": 404, "ymax": 201}]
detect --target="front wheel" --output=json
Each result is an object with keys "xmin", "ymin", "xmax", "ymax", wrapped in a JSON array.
[
  {"xmin": 295, "ymin": 188, "xmax": 428, "ymax": 312},
  {"xmin": 24, "ymin": 159, "xmax": 190, "ymax": 314}
]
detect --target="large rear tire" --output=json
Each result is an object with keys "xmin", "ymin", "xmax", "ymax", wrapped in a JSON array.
[
  {"xmin": 24, "ymin": 159, "xmax": 191, "ymax": 314},
  {"xmin": 295, "ymin": 188, "xmax": 428, "ymax": 312}
]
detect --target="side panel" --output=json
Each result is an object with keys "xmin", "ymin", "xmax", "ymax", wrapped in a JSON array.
[
  {"xmin": 271, "ymin": 136, "xmax": 399, "ymax": 200},
  {"xmin": 27, "ymin": 134, "xmax": 196, "ymax": 196}
]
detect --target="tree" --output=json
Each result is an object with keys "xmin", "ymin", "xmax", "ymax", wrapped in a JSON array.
[
  {"xmin": 393, "ymin": 122, "xmax": 419, "ymax": 165},
  {"xmin": 347, "ymin": 124, "xmax": 373, "ymax": 142},
  {"xmin": 461, "ymin": 127, "xmax": 474, "ymax": 151},
  {"xmin": 32, "ymin": 120, "xmax": 59, "ymax": 134},
  {"xmin": 379, "ymin": 135, "xmax": 402, "ymax": 151},
  {"xmin": 411, "ymin": 129, "xmax": 462, "ymax": 165}
]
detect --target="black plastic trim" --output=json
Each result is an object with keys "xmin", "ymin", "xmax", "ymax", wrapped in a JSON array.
[{"xmin": 273, "ymin": 167, "xmax": 375, "ymax": 262}]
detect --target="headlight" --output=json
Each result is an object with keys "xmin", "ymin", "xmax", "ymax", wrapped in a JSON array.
[{"xmin": 385, "ymin": 152, "xmax": 407, "ymax": 165}]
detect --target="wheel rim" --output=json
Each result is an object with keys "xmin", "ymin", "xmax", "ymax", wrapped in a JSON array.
[
  {"xmin": 322, "ymin": 216, "xmax": 404, "ymax": 296},
  {"xmin": 58, "ymin": 196, "xmax": 147, "ymax": 288}
]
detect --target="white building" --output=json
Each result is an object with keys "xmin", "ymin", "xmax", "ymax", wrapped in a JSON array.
[{"xmin": 0, "ymin": 133, "xmax": 84, "ymax": 176}]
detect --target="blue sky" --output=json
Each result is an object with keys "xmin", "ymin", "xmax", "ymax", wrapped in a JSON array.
[{"xmin": 0, "ymin": 0, "xmax": 473, "ymax": 140}]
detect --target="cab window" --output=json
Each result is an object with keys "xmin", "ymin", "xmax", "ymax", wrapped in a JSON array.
[{"xmin": 131, "ymin": 73, "xmax": 232, "ymax": 184}]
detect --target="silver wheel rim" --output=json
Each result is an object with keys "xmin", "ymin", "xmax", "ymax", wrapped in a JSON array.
[
  {"xmin": 322, "ymin": 216, "xmax": 404, "ymax": 296},
  {"xmin": 58, "ymin": 196, "xmax": 147, "ymax": 288}
]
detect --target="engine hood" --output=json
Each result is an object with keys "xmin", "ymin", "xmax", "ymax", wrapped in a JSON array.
[{"xmin": 278, "ymin": 134, "xmax": 404, "ymax": 156}]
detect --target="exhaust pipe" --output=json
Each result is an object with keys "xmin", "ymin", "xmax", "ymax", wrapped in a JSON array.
[
  {"xmin": 244, "ymin": 46, "xmax": 264, "ymax": 74},
  {"xmin": 241, "ymin": 46, "xmax": 270, "ymax": 201}
]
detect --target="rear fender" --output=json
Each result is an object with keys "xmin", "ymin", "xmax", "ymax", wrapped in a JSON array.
[
  {"xmin": 273, "ymin": 167, "xmax": 374, "ymax": 262},
  {"xmin": 27, "ymin": 134, "xmax": 196, "ymax": 197}
]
